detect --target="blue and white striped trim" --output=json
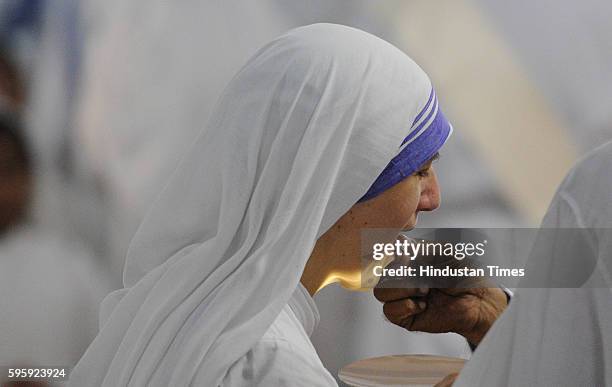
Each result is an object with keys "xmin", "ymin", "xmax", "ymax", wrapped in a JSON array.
[{"xmin": 358, "ymin": 87, "xmax": 452, "ymax": 202}]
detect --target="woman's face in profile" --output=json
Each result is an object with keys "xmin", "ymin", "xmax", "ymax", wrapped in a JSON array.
[
  {"xmin": 353, "ymin": 161, "xmax": 440, "ymax": 233},
  {"xmin": 309, "ymin": 157, "xmax": 441, "ymax": 289},
  {"xmin": 364, "ymin": 157, "xmax": 441, "ymax": 231}
]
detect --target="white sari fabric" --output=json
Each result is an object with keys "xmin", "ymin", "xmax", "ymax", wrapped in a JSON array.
[
  {"xmin": 455, "ymin": 141, "xmax": 612, "ymax": 386},
  {"xmin": 69, "ymin": 24, "xmax": 436, "ymax": 386}
]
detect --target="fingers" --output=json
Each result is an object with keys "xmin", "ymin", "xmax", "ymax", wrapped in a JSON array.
[
  {"xmin": 434, "ymin": 372, "xmax": 459, "ymax": 387},
  {"xmin": 375, "ymin": 286, "xmax": 430, "ymax": 330},
  {"xmin": 382, "ymin": 298, "xmax": 427, "ymax": 328},
  {"xmin": 438, "ymin": 287, "xmax": 484, "ymax": 297},
  {"xmin": 373, "ymin": 286, "xmax": 429, "ymax": 302}
]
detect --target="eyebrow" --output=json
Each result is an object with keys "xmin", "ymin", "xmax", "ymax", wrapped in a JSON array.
[{"xmin": 418, "ymin": 152, "xmax": 440, "ymax": 170}]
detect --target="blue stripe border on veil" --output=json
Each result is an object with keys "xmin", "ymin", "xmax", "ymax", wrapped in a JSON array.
[{"xmin": 358, "ymin": 90, "xmax": 452, "ymax": 202}]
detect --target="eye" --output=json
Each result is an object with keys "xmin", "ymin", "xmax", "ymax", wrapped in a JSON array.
[{"xmin": 416, "ymin": 169, "xmax": 430, "ymax": 178}]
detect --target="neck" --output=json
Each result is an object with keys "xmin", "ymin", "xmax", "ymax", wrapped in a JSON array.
[
  {"xmin": 301, "ymin": 252, "xmax": 367, "ymax": 296},
  {"xmin": 300, "ymin": 253, "xmax": 337, "ymax": 296}
]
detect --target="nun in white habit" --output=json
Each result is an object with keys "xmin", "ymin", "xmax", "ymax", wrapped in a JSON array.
[
  {"xmin": 69, "ymin": 23, "xmax": 454, "ymax": 386},
  {"xmin": 441, "ymin": 141, "xmax": 612, "ymax": 386}
]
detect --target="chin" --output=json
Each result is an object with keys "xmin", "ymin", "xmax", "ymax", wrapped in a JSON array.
[{"xmin": 403, "ymin": 214, "xmax": 418, "ymax": 231}]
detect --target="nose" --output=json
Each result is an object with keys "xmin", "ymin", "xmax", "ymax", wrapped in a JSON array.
[{"xmin": 417, "ymin": 168, "xmax": 440, "ymax": 211}]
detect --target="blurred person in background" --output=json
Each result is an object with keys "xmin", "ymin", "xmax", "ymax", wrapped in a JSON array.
[
  {"xmin": 0, "ymin": 114, "xmax": 47, "ymax": 386},
  {"xmin": 0, "ymin": 114, "xmax": 29, "ymax": 233},
  {"xmin": 433, "ymin": 141, "xmax": 612, "ymax": 386},
  {"xmin": 0, "ymin": 48, "xmax": 24, "ymax": 112},
  {"xmin": 0, "ymin": 50, "xmax": 110, "ymax": 387},
  {"xmin": 0, "ymin": 48, "xmax": 27, "ymax": 234}
]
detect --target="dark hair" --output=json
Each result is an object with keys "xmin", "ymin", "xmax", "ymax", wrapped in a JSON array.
[{"xmin": 0, "ymin": 112, "xmax": 30, "ymax": 170}]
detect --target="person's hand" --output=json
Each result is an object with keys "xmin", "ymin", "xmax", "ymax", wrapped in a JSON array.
[
  {"xmin": 434, "ymin": 372, "xmax": 458, "ymax": 387},
  {"xmin": 373, "ymin": 286, "xmax": 507, "ymax": 346}
]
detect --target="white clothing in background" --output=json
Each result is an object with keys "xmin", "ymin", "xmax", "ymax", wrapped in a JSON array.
[
  {"xmin": 0, "ymin": 226, "xmax": 111, "ymax": 376},
  {"xmin": 455, "ymin": 141, "xmax": 612, "ymax": 386}
]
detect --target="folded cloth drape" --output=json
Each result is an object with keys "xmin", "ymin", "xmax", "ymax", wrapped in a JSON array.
[
  {"xmin": 69, "ymin": 23, "xmax": 450, "ymax": 386},
  {"xmin": 454, "ymin": 141, "xmax": 612, "ymax": 386}
]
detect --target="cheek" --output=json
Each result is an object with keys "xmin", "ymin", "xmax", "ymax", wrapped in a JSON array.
[
  {"xmin": 394, "ymin": 193, "xmax": 420, "ymax": 226},
  {"xmin": 392, "ymin": 180, "xmax": 421, "ymax": 221},
  {"xmin": 374, "ymin": 183, "xmax": 421, "ymax": 228},
  {"xmin": 341, "ymin": 176, "xmax": 422, "ymax": 231}
]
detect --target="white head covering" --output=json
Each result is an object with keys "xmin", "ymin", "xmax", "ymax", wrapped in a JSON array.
[
  {"xmin": 455, "ymin": 141, "xmax": 612, "ymax": 386},
  {"xmin": 69, "ymin": 23, "xmax": 439, "ymax": 386}
]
